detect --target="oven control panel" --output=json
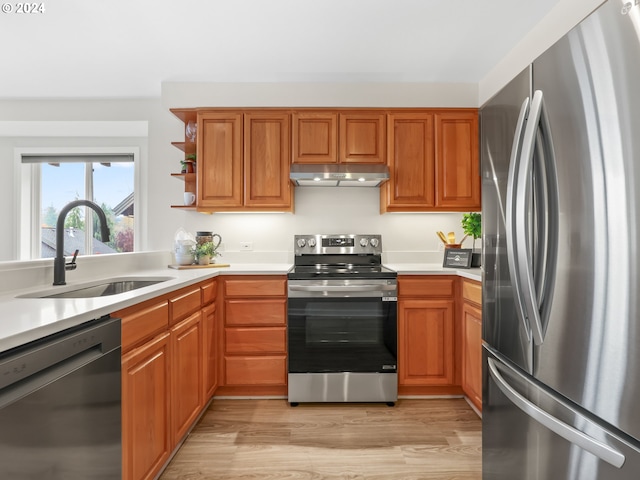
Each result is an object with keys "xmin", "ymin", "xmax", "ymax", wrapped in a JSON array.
[{"xmin": 294, "ymin": 234, "xmax": 382, "ymax": 255}]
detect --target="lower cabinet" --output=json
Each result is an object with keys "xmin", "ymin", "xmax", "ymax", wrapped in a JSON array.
[
  {"xmin": 202, "ymin": 301, "xmax": 218, "ymax": 399},
  {"xmin": 170, "ymin": 311, "xmax": 203, "ymax": 444},
  {"xmin": 397, "ymin": 276, "xmax": 459, "ymax": 395},
  {"xmin": 461, "ymin": 279, "xmax": 482, "ymax": 411},
  {"xmin": 118, "ymin": 279, "xmax": 216, "ymax": 480},
  {"xmin": 398, "ymin": 299, "xmax": 455, "ymax": 386},
  {"xmin": 221, "ymin": 276, "xmax": 288, "ymax": 395},
  {"xmin": 121, "ymin": 332, "xmax": 171, "ymax": 480}
]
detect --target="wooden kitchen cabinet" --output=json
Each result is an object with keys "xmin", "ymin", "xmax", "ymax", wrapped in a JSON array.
[
  {"xmin": 339, "ymin": 112, "xmax": 386, "ymax": 163},
  {"xmin": 201, "ymin": 280, "xmax": 218, "ymax": 400},
  {"xmin": 244, "ymin": 112, "xmax": 293, "ymax": 209},
  {"xmin": 122, "ymin": 332, "xmax": 171, "ymax": 480},
  {"xmin": 398, "ymin": 299, "xmax": 455, "ymax": 386},
  {"xmin": 194, "ymin": 110, "xmax": 292, "ymax": 212},
  {"xmin": 383, "ymin": 112, "xmax": 435, "ymax": 210},
  {"xmin": 197, "ymin": 112, "xmax": 244, "ymax": 209},
  {"xmin": 221, "ymin": 276, "xmax": 288, "ymax": 395},
  {"xmin": 292, "ymin": 111, "xmax": 338, "ymax": 163},
  {"xmin": 291, "ymin": 110, "xmax": 385, "ymax": 164},
  {"xmin": 382, "ymin": 109, "xmax": 480, "ymax": 212},
  {"xmin": 434, "ymin": 111, "xmax": 480, "ymax": 209},
  {"xmin": 170, "ymin": 310, "xmax": 203, "ymax": 445},
  {"xmin": 117, "ymin": 279, "xmax": 218, "ymax": 480},
  {"xmin": 397, "ymin": 276, "xmax": 459, "ymax": 395},
  {"xmin": 461, "ymin": 279, "xmax": 482, "ymax": 411}
]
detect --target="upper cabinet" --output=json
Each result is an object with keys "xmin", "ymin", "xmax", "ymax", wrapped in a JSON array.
[
  {"xmin": 244, "ymin": 112, "xmax": 292, "ymax": 209},
  {"xmin": 197, "ymin": 112, "xmax": 243, "ymax": 209},
  {"xmin": 384, "ymin": 112, "xmax": 435, "ymax": 209},
  {"xmin": 339, "ymin": 113, "xmax": 386, "ymax": 164},
  {"xmin": 292, "ymin": 112, "xmax": 338, "ymax": 164},
  {"xmin": 171, "ymin": 107, "xmax": 478, "ymax": 213},
  {"xmin": 292, "ymin": 111, "xmax": 385, "ymax": 164},
  {"xmin": 382, "ymin": 109, "xmax": 480, "ymax": 212},
  {"xmin": 434, "ymin": 111, "xmax": 480, "ymax": 209},
  {"xmin": 193, "ymin": 110, "xmax": 292, "ymax": 213}
]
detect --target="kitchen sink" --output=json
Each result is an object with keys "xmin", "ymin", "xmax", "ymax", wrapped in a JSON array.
[{"xmin": 18, "ymin": 276, "xmax": 175, "ymax": 299}]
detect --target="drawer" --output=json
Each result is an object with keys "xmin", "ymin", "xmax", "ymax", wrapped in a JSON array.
[
  {"xmin": 398, "ymin": 276, "xmax": 455, "ymax": 298},
  {"xmin": 201, "ymin": 280, "xmax": 217, "ymax": 305},
  {"xmin": 224, "ymin": 355, "xmax": 287, "ymax": 386},
  {"xmin": 120, "ymin": 300, "xmax": 169, "ymax": 352},
  {"xmin": 225, "ymin": 327, "xmax": 286, "ymax": 354},
  {"xmin": 462, "ymin": 279, "xmax": 482, "ymax": 306},
  {"xmin": 225, "ymin": 299, "xmax": 287, "ymax": 326},
  {"xmin": 169, "ymin": 287, "xmax": 201, "ymax": 324},
  {"xmin": 224, "ymin": 277, "xmax": 286, "ymax": 297}
]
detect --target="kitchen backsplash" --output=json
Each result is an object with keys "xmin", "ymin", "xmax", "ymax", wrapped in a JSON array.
[{"xmin": 167, "ymin": 187, "xmax": 476, "ymax": 264}]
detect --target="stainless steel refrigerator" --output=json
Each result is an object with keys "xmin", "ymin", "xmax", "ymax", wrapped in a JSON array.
[{"xmin": 481, "ymin": 0, "xmax": 640, "ymax": 478}]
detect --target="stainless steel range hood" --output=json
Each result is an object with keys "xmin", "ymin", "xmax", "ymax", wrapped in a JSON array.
[{"xmin": 290, "ymin": 164, "xmax": 390, "ymax": 187}]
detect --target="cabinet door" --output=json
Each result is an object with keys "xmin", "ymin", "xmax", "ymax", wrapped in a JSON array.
[
  {"xmin": 462, "ymin": 302, "xmax": 483, "ymax": 411},
  {"xmin": 197, "ymin": 112, "xmax": 243, "ymax": 208},
  {"xmin": 122, "ymin": 332, "xmax": 171, "ymax": 480},
  {"xmin": 170, "ymin": 311, "xmax": 203, "ymax": 444},
  {"xmin": 398, "ymin": 299, "xmax": 455, "ymax": 386},
  {"xmin": 434, "ymin": 111, "xmax": 480, "ymax": 209},
  {"xmin": 202, "ymin": 302, "xmax": 218, "ymax": 400},
  {"xmin": 292, "ymin": 111, "xmax": 338, "ymax": 164},
  {"xmin": 339, "ymin": 113, "xmax": 386, "ymax": 163},
  {"xmin": 383, "ymin": 113, "xmax": 435, "ymax": 211},
  {"xmin": 244, "ymin": 112, "xmax": 292, "ymax": 209}
]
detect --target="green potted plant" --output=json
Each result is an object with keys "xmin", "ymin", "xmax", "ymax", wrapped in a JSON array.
[
  {"xmin": 195, "ymin": 241, "xmax": 218, "ymax": 265},
  {"xmin": 181, "ymin": 153, "xmax": 197, "ymax": 174},
  {"xmin": 461, "ymin": 212, "xmax": 481, "ymax": 267}
]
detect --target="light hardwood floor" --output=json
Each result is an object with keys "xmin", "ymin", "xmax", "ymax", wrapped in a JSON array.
[{"xmin": 159, "ymin": 398, "xmax": 481, "ymax": 480}]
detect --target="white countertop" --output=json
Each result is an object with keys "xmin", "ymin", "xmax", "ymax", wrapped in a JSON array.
[
  {"xmin": 387, "ymin": 263, "xmax": 482, "ymax": 282},
  {"xmin": 0, "ymin": 263, "xmax": 291, "ymax": 353},
  {"xmin": 0, "ymin": 261, "xmax": 481, "ymax": 354}
]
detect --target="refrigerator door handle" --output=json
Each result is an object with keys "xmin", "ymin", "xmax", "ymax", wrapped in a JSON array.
[
  {"xmin": 505, "ymin": 96, "xmax": 533, "ymax": 341},
  {"xmin": 487, "ymin": 358, "xmax": 626, "ymax": 468},
  {"xmin": 514, "ymin": 90, "xmax": 557, "ymax": 345}
]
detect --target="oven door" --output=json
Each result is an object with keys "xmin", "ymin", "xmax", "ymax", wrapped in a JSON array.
[{"xmin": 287, "ymin": 279, "xmax": 398, "ymax": 374}]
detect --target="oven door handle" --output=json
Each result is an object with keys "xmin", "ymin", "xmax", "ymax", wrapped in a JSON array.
[{"xmin": 288, "ymin": 284, "xmax": 397, "ymax": 293}]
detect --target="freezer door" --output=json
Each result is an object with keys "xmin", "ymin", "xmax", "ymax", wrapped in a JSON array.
[
  {"xmin": 481, "ymin": 67, "xmax": 533, "ymax": 373},
  {"xmin": 483, "ymin": 347, "xmax": 640, "ymax": 480},
  {"xmin": 530, "ymin": 0, "xmax": 640, "ymax": 441}
]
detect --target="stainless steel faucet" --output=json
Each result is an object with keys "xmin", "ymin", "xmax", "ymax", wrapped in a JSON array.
[{"xmin": 53, "ymin": 200, "xmax": 110, "ymax": 285}]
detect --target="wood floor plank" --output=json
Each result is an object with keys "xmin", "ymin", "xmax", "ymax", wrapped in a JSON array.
[{"xmin": 159, "ymin": 399, "xmax": 481, "ymax": 480}]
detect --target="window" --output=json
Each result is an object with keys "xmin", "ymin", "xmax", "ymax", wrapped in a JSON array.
[{"xmin": 22, "ymin": 153, "xmax": 135, "ymax": 259}]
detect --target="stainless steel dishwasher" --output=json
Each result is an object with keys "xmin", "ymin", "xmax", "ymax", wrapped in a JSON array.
[{"xmin": 0, "ymin": 316, "xmax": 121, "ymax": 479}]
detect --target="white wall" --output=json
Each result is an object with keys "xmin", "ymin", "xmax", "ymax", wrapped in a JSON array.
[
  {"xmin": 0, "ymin": 99, "xmax": 162, "ymax": 261},
  {"xmin": 479, "ymin": 0, "xmax": 606, "ymax": 104}
]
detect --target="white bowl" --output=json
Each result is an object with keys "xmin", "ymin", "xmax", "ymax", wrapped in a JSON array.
[{"xmin": 175, "ymin": 253, "xmax": 195, "ymax": 265}]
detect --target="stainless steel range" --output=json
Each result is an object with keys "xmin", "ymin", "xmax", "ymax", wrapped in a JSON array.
[{"xmin": 287, "ymin": 234, "xmax": 398, "ymax": 405}]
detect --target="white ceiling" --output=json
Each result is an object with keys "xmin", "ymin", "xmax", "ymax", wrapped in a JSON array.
[{"xmin": 0, "ymin": 0, "xmax": 563, "ymax": 99}]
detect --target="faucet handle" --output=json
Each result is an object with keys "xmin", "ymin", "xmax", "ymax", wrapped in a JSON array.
[{"xmin": 65, "ymin": 249, "xmax": 79, "ymax": 271}]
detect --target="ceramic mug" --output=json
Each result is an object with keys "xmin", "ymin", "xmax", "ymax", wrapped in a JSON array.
[{"xmin": 184, "ymin": 192, "xmax": 196, "ymax": 206}]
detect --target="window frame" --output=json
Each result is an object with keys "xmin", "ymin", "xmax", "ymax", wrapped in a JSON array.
[{"xmin": 15, "ymin": 146, "xmax": 141, "ymax": 261}]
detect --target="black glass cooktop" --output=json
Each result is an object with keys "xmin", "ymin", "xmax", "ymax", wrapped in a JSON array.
[{"xmin": 288, "ymin": 264, "xmax": 397, "ymax": 280}]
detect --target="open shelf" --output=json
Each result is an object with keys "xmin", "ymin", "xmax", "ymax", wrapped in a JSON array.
[
  {"xmin": 171, "ymin": 173, "xmax": 196, "ymax": 181},
  {"xmin": 170, "ymin": 108, "xmax": 197, "ymax": 124},
  {"xmin": 171, "ymin": 141, "xmax": 196, "ymax": 154}
]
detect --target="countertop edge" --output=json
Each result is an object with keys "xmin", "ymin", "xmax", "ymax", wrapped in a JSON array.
[{"xmin": 0, "ymin": 263, "xmax": 481, "ymax": 353}]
